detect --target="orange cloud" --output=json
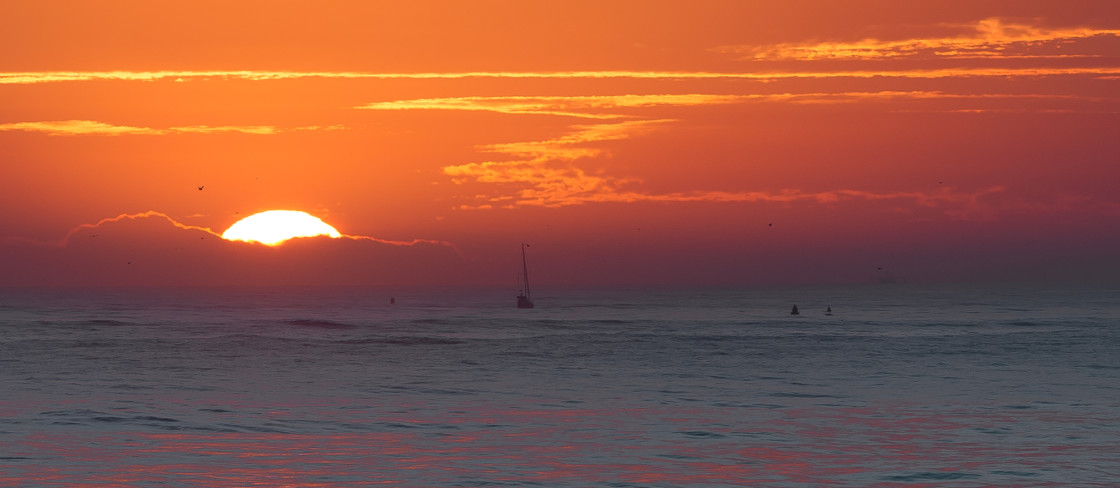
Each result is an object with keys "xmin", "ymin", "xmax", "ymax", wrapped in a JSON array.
[
  {"xmin": 440, "ymin": 117, "xmax": 1116, "ymax": 220},
  {"xmin": 361, "ymin": 91, "xmax": 1106, "ymax": 119},
  {"xmin": 358, "ymin": 94, "xmax": 757, "ymax": 119},
  {"xmin": 443, "ymin": 120, "xmax": 669, "ymax": 208},
  {"xmin": 4, "ymin": 66, "xmax": 1120, "ymax": 86},
  {"xmin": 441, "ymin": 118, "xmax": 997, "ymax": 213},
  {"xmin": 424, "ymin": 87, "xmax": 1110, "ymax": 211},
  {"xmin": 722, "ymin": 18, "xmax": 1120, "ymax": 61},
  {"xmin": 0, "ymin": 120, "xmax": 344, "ymax": 136}
]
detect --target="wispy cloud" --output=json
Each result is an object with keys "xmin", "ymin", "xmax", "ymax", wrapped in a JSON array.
[
  {"xmin": 440, "ymin": 116, "xmax": 1116, "ymax": 219},
  {"xmin": 0, "ymin": 120, "xmax": 344, "ymax": 136},
  {"xmin": 361, "ymin": 91, "xmax": 1106, "ymax": 119},
  {"xmin": 441, "ymin": 118, "xmax": 999, "ymax": 214},
  {"xmin": 508, "ymin": 186, "xmax": 1019, "ymax": 221},
  {"xmin": 358, "ymin": 94, "xmax": 753, "ymax": 119},
  {"xmin": 722, "ymin": 18, "xmax": 1120, "ymax": 61},
  {"xmin": 443, "ymin": 120, "xmax": 668, "ymax": 207},
  {"xmin": 448, "ymin": 152, "xmax": 1117, "ymax": 220},
  {"xmin": 4, "ymin": 66, "xmax": 1120, "ymax": 86},
  {"xmin": 1, "ymin": 211, "xmax": 220, "ymax": 248},
  {"xmin": 3, "ymin": 210, "xmax": 460, "ymax": 252},
  {"xmin": 0, "ymin": 120, "xmax": 158, "ymax": 136},
  {"xmin": 342, "ymin": 234, "xmax": 462, "ymax": 254}
]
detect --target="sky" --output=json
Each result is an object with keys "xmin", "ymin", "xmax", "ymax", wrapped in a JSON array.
[{"xmin": 1, "ymin": 0, "xmax": 1118, "ymax": 287}]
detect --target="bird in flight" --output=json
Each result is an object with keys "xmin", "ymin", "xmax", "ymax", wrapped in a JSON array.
[{"xmin": 197, "ymin": 185, "xmax": 204, "ymax": 191}]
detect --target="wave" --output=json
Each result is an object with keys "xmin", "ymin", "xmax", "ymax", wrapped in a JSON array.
[
  {"xmin": 285, "ymin": 319, "xmax": 354, "ymax": 329},
  {"xmin": 340, "ymin": 336, "xmax": 465, "ymax": 346},
  {"xmin": 80, "ymin": 319, "xmax": 135, "ymax": 327}
]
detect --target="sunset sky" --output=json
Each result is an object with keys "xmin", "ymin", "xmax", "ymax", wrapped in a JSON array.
[{"xmin": 2, "ymin": 0, "xmax": 1118, "ymax": 287}]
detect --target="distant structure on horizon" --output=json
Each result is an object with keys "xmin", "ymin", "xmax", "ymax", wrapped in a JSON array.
[{"xmin": 872, "ymin": 267, "xmax": 904, "ymax": 284}]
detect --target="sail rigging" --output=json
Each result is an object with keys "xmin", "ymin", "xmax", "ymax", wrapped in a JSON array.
[{"xmin": 516, "ymin": 243, "xmax": 534, "ymax": 309}]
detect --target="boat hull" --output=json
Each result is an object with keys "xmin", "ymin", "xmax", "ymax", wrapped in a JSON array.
[{"xmin": 516, "ymin": 295, "xmax": 534, "ymax": 309}]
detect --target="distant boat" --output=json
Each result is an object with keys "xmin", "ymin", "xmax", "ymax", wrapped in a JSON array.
[
  {"xmin": 516, "ymin": 243, "xmax": 534, "ymax": 309},
  {"xmin": 790, "ymin": 304, "xmax": 799, "ymax": 315},
  {"xmin": 825, "ymin": 306, "xmax": 832, "ymax": 316}
]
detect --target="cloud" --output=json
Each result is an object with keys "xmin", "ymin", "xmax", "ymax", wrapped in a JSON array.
[
  {"xmin": 0, "ymin": 120, "xmax": 344, "ymax": 136},
  {"xmin": 359, "ymin": 91, "xmax": 1108, "ymax": 119},
  {"xmin": 0, "ymin": 120, "xmax": 158, "ymax": 136},
  {"xmin": 443, "ymin": 120, "xmax": 669, "ymax": 208},
  {"xmin": 592, "ymin": 187, "xmax": 1019, "ymax": 221},
  {"xmin": 440, "ymin": 118, "xmax": 1119, "ymax": 220},
  {"xmin": 441, "ymin": 118, "xmax": 995, "ymax": 213},
  {"xmin": 0, "ymin": 213, "xmax": 464, "ymax": 287},
  {"xmin": 3, "ymin": 211, "xmax": 455, "ymax": 250},
  {"xmin": 0, "ymin": 211, "xmax": 462, "ymax": 286},
  {"xmin": 421, "ymin": 88, "xmax": 1109, "ymax": 210},
  {"xmin": 0, "ymin": 211, "xmax": 220, "ymax": 248},
  {"xmin": 721, "ymin": 18, "xmax": 1120, "ymax": 61},
  {"xmin": 358, "ymin": 94, "xmax": 756, "ymax": 119},
  {"xmin": 4, "ymin": 66, "xmax": 1120, "ymax": 86}
]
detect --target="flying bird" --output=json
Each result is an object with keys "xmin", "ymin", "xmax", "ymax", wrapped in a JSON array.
[{"xmin": 197, "ymin": 185, "xmax": 204, "ymax": 191}]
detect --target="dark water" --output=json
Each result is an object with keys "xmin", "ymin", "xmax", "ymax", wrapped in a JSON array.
[{"xmin": 1, "ymin": 284, "xmax": 1118, "ymax": 487}]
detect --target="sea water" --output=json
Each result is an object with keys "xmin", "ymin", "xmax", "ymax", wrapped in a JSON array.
[{"xmin": 1, "ymin": 283, "xmax": 1118, "ymax": 487}]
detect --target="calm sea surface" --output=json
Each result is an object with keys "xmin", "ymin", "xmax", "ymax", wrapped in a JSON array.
[{"xmin": 1, "ymin": 283, "xmax": 1118, "ymax": 487}]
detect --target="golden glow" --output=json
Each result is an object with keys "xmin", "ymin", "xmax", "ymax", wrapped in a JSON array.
[{"xmin": 221, "ymin": 210, "xmax": 342, "ymax": 246}]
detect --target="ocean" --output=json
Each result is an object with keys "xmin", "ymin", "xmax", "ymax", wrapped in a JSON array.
[{"xmin": 1, "ymin": 283, "xmax": 1117, "ymax": 487}]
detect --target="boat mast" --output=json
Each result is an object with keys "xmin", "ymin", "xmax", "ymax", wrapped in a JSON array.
[{"xmin": 521, "ymin": 243, "xmax": 531, "ymax": 301}]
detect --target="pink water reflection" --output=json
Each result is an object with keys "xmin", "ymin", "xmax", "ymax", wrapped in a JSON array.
[{"xmin": 3, "ymin": 403, "xmax": 1114, "ymax": 487}]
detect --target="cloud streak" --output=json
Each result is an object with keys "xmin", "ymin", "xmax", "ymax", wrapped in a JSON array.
[
  {"xmin": 358, "ymin": 94, "xmax": 754, "ymax": 119},
  {"xmin": 441, "ymin": 118, "xmax": 999, "ymax": 214},
  {"xmin": 0, "ymin": 120, "xmax": 344, "ymax": 136},
  {"xmin": 722, "ymin": 18, "xmax": 1120, "ymax": 61},
  {"xmin": 3, "ymin": 211, "xmax": 458, "ymax": 252},
  {"xmin": 440, "ymin": 117, "xmax": 1117, "ymax": 220},
  {"xmin": 3, "ymin": 66, "xmax": 1120, "ymax": 86},
  {"xmin": 2, "ymin": 211, "xmax": 220, "ymax": 248},
  {"xmin": 361, "ymin": 91, "xmax": 1107, "ymax": 119},
  {"xmin": 443, "ymin": 120, "xmax": 670, "ymax": 208}
]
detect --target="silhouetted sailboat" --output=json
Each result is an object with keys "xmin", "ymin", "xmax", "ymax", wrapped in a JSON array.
[
  {"xmin": 825, "ymin": 306, "xmax": 832, "ymax": 316},
  {"xmin": 516, "ymin": 243, "xmax": 534, "ymax": 309},
  {"xmin": 790, "ymin": 304, "xmax": 799, "ymax": 315}
]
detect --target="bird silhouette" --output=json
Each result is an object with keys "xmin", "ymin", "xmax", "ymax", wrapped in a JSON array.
[{"xmin": 197, "ymin": 185, "xmax": 204, "ymax": 191}]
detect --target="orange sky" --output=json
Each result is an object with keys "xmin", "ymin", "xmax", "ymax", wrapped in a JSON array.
[{"xmin": 2, "ymin": 1, "xmax": 1118, "ymax": 287}]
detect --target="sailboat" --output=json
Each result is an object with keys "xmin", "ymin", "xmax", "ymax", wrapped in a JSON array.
[{"xmin": 516, "ymin": 243, "xmax": 534, "ymax": 309}]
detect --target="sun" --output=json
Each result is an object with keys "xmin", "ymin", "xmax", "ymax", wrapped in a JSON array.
[{"xmin": 221, "ymin": 210, "xmax": 342, "ymax": 246}]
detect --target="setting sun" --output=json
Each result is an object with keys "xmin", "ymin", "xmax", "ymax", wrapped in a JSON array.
[{"xmin": 221, "ymin": 210, "xmax": 342, "ymax": 246}]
